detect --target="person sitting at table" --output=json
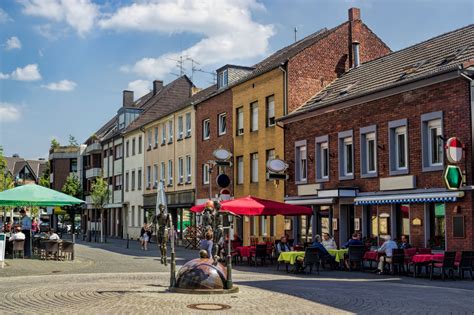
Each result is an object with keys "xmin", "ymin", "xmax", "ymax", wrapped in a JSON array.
[
  {"xmin": 375, "ymin": 235, "xmax": 398, "ymax": 275},
  {"xmin": 200, "ymin": 230, "xmax": 214, "ymax": 260},
  {"xmin": 311, "ymin": 235, "xmax": 336, "ymax": 266},
  {"xmin": 48, "ymin": 228, "xmax": 60, "ymax": 240},
  {"xmin": 9, "ymin": 226, "xmax": 26, "ymax": 242},
  {"xmin": 321, "ymin": 233, "xmax": 337, "ymax": 250},
  {"xmin": 399, "ymin": 235, "xmax": 412, "ymax": 249},
  {"xmin": 342, "ymin": 232, "xmax": 363, "ymax": 248},
  {"xmin": 276, "ymin": 236, "xmax": 291, "ymax": 255}
]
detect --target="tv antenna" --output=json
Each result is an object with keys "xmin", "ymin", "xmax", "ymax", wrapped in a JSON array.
[{"xmin": 294, "ymin": 27, "xmax": 298, "ymax": 42}]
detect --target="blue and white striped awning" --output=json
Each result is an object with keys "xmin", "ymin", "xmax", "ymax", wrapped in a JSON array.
[{"xmin": 354, "ymin": 191, "xmax": 464, "ymax": 205}]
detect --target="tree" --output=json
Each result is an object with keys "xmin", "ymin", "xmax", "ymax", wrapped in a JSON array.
[
  {"xmin": 68, "ymin": 135, "xmax": 79, "ymax": 146},
  {"xmin": 38, "ymin": 161, "xmax": 51, "ymax": 188},
  {"xmin": 50, "ymin": 138, "xmax": 60, "ymax": 150},
  {"xmin": 0, "ymin": 146, "xmax": 14, "ymax": 192},
  {"xmin": 91, "ymin": 176, "xmax": 109, "ymax": 243},
  {"xmin": 62, "ymin": 174, "xmax": 82, "ymax": 198}
]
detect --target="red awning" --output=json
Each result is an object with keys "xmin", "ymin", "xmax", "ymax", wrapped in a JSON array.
[{"xmin": 190, "ymin": 196, "xmax": 312, "ymax": 216}]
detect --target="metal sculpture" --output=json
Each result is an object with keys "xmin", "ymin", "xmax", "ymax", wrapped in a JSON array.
[{"xmin": 154, "ymin": 204, "xmax": 169, "ymax": 265}]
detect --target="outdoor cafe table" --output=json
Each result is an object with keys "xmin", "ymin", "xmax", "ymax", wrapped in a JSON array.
[
  {"xmin": 411, "ymin": 254, "xmax": 444, "ymax": 278},
  {"xmin": 278, "ymin": 251, "xmax": 305, "ymax": 265},
  {"xmin": 327, "ymin": 249, "xmax": 348, "ymax": 263}
]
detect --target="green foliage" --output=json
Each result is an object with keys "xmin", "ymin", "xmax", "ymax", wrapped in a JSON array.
[
  {"xmin": 0, "ymin": 146, "xmax": 14, "ymax": 192},
  {"xmin": 61, "ymin": 174, "xmax": 82, "ymax": 198},
  {"xmin": 38, "ymin": 161, "xmax": 51, "ymax": 188},
  {"xmin": 68, "ymin": 135, "xmax": 79, "ymax": 146},
  {"xmin": 91, "ymin": 176, "xmax": 109, "ymax": 210},
  {"xmin": 50, "ymin": 138, "xmax": 60, "ymax": 149}
]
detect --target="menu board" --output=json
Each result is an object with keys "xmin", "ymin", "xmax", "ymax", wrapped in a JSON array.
[{"xmin": 0, "ymin": 233, "xmax": 5, "ymax": 268}]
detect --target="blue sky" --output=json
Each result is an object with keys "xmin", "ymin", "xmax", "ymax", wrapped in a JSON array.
[{"xmin": 0, "ymin": 0, "xmax": 472, "ymax": 159}]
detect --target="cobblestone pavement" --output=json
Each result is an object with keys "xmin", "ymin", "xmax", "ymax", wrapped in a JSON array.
[{"xmin": 1, "ymin": 239, "xmax": 474, "ymax": 314}]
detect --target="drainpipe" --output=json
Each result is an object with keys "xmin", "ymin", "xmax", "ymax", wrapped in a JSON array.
[
  {"xmin": 459, "ymin": 70, "xmax": 474, "ymax": 186},
  {"xmin": 278, "ymin": 61, "xmax": 289, "ymax": 116}
]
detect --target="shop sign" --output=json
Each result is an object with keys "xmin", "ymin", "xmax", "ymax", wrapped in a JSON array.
[
  {"xmin": 412, "ymin": 218, "xmax": 422, "ymax": 226},
  {"xmin": 443, "ymin": 165, "xmax": 463, "ymax": 190},
  {"xmin": 445, "ymin": 137, "xmax": 464, "ymax": 164}
]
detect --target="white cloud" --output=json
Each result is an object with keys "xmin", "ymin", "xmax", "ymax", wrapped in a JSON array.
[
  {"xmin": 127, "ymin": 80, "xmax": 151, "ymax": 99},
  {"xmin": 17, "ymin": 0, "xmax": 99, "ymax": 36},
  {"xmin": 5, "ymin": 36, "xmax": 22, "ymax": 50},
  {"xmin": 0, "ymin": 103, "xmax": 21, "ymax": 122},
  {"xmin": 100, "ymin": 0, "xmax": 274, "ymax": 79},
  {"xmin": 0, "ymin": 72, "xmax": 9, "ymax": 79},
  {"xmin": 0, "ymin": 8, "xmax": 12, "ymax": 24},
  {"xmin": 10, "ymin": 64, "xmax": 42, "ymax": 81},
  {"xmin": 41, "ymin": 79, "xmax": 77, "ymax": 91}
]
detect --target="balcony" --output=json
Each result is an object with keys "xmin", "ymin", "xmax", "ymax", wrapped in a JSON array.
[
  {"xmin": 86, "ymin": 168, "xmax": 101, "ymax": 179},
  {"xmin": 84, "ymin": 142, "xmax": 102, "ymax": 154}
]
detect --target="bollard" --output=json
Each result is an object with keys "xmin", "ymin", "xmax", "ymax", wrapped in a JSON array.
[
  {"xmin": 94, "ymin": 230, "xmax": 97, "ymax": 243},
  {"xmin": 126, "ymin": 234, "xmax": 129, "ymax": 249},
  {"xmin": 72, "ymin": 234, "xmax": 76, "ymax": 244}
]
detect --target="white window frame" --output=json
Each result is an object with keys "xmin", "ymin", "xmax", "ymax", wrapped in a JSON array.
[
  {"xmin": 146, "ymin": 165, "xmax": 151, "ymax": 188},
  {"xmin": 421, "ymin": 112, "xmax": 444, "ymax": 172},
  {"xmin": 266, "ymin": 95, "xmax": 275, "ymax": 127},
  {"xmin": 203, "ymin": 119, "xmax": 210, "ymax": 140},
  {"xmin": 168, "ymin": 120, "xmax": 173, "ymax": 143},
  {"xmin": 389, "ymin": 119, "xmax": 409, "ymax": 175},
  {"xmin": 360, "ymin": 125, "xmax": 378, "ymax": 178},
  {"xmin": 428, "ymin": 120, "xmax": 442, "ymax": 166},
  {"xmin": 147, "ymin": 130, "xmax": 152, "ymax": 149},
  {"xmin": 395, "ymin": 126, "xmax": 408, "ymax": 171},
  {"xmin": 137, "ymin": 168, "xmax": 142, "ymax": 190},
  {"xmin": 250, "ymin": 102, "xmax": 258, "ymax": 132},
  {"xmin": 161, "ymin": 124, "xmax": 166, "ymax": 145},
  {"xmin": 218, "ymin": 113, "xmax": 227, "ymax": 136},
  {"xmin": 186, "ymin": 156, "xmax": 191, "ymax": 183},
  {"xmin": 131, "ymin": 170, "xmax": 136, "ymax": 191},
  {"xmin": 366, "ymin": 133, "xmax": 376, "ymax": 173},
  {"xmin": 295, "ymin": 140, "xmax": 307, "ymax": 184},
  {"xmin": 153, "ymin": 164, "xmax": 158, "ymax": 188},
  {"xmin": 154, "ymin": 127, "xmax": 158, "ymax": 146},
  {"xmin": 237, "ymin": 107, "xmax": 244, "ymax": 135},
  {"xmin": 237, "ymin": 156, "xmax": 244, "ymax": 185},
  {"xmin": 168, "ymin": 160, "xmax": 173, "ymax": 185},
  {"xmin": 178, "ymin": 157, "xmax": 184, "ymax": 184},
  {"xmin": 185, "ymin": 112, "xmax": 192, "ymax": 137},
  {"xmin": 338, "ymin": 130, "xmax": 354, "ymax": 180},
  {"xmin": 160, "ymin": 162, "xmax": 166, "ymax": 182},
  {"xmin": 251, "ymin": 152, "xmax": 258, "ymax": 183},
  {"xmin": 316, "ymin": 135, "xmax": 329, "ymax": 182},
  {"xmin": 177, "ymin": 116, "xmax": 183, "ymax": 140},
  {"xmin": 343, "ymin": 137, "xmax": 354, "ymax": 176},
  {"xmin": 203, "ymin": 164, "xmax": 209, "ymax": 185}
]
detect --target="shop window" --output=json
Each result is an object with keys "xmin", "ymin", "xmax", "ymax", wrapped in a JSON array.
[
  {"xmin": 396, "ymin": 204, "xmax": 410, "ymax": 239},
  {"xmin": 378, "ymin": 213, "xmax": 391, "ymax": 237},
  {"xmin": 429, "ymin": 203, "xmax": 446, "ymax": 250}
]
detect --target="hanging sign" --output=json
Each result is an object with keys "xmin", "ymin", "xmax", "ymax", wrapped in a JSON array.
[
  {"xmin": 445, "ymin": 137, "xmax": 464, "ymax": 164},
  {"xmin": 443, "ymin": 165, "xmax": 463, "ymax": 190}
]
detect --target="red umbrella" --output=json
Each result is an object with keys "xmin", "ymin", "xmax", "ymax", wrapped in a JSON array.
[{"xmin": 190, "ymin": 196, "xmax": 312, "ymax": 216}]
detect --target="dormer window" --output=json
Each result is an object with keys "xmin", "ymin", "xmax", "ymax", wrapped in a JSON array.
[{"xmin": 218, "ymin": 69, "xmax": 228, "ymax": 89}]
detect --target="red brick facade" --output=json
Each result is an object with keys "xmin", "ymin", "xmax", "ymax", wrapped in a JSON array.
[
  {"xmin": 287, "ymin": 9, "xmax": 391, "ymax": 113},
  {"xmin": 284, "ymin": 77, "xmax": 474, "ymax": 251},
  {"xmin": 195, "ymin": 89, "xmax": 234, "ymax": 200}
]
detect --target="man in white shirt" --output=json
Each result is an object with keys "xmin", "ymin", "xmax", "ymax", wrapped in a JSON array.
[
  {"xmin": 48, "ymin": 228, "xmax": 60, "ymax": 240},
  {"xmin": 20, "ymin": 209, "xmax": 32, "ymax": 257},
  {"xmin": 9, "ymin": 227, "xmax": 26, "ymax": 242},
  {"xmin": 376, "ymin": 235, "xmax": 398, "ymax": 275}
]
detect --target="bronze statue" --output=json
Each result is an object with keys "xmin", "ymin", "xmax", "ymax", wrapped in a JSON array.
[{"xmin": 155, "ymin": 204, "xmax": 170, "ymax": 265}]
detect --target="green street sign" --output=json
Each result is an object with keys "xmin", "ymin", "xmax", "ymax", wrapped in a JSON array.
[{"xmin": 443, "ymin": 165, "xmax": 463, "ymax": 190}]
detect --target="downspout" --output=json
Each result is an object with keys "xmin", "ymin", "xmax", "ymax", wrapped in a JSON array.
[
  {"xmin": 278, "ymin": 61, "xmax": 289, "ymax": 116},
  {"xmin": 459, "ymin": 70, "xmax": 473, "ymax": 186}
]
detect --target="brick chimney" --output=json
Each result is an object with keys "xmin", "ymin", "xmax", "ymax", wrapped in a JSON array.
[
  {"xmin": 153, "ymin": 80, "xmax": 163, "ymax": 95},
  {"xmin": 348, "ymin": 7, "xmax": 360, "ymax": 22},
  {"xmin": 348, "ymin": 8, "xmax": 362, "ymax": 68},
  {"xmin": 123, "ymin": 90, "xmax": 134, "ymax": 107}
]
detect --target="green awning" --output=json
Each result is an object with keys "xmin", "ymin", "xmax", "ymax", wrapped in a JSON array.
[{"xmin": 0, "ymin": 184, "xmax": 84, "ymax": 207}]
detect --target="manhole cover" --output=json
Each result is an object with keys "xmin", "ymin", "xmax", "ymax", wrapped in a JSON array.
[{"xmin": 187, "ymin": 303, "xmax": 231, "ymax": 311}]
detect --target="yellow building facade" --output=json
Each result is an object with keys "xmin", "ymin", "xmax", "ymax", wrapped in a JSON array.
[{"xmin": 232, "ymin": 68, "xmax": 286, "ymax": 245}]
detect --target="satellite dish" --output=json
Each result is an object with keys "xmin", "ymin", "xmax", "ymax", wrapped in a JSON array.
[
  {"xmin": 266, "ymin": 159, "xmax": 288, "ymax": 173},
  {"xmin": 213, "ymin": 148, "xmax": 232, "ymax": 160}
]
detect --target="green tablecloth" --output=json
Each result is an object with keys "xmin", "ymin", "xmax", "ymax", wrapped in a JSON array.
[
  {"xmin": 327, "ymin": 249, "xmax": 348, "ymax": 262},
  {"xmin": 277, "ymin": 251, "xmax": 305, "ymax": 265}
]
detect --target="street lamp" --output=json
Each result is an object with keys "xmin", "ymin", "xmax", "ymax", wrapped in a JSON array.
[{"xmin": 225, "ymin": 212, "xmax": 234, "ymax": 289}]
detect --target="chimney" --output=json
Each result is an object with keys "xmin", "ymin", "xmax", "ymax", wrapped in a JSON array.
[
  {"xmin": 352, "ymin": 41, "xmax": 360, "ymax": 68},
  {"xmin": 153, "ymin": 80, "xmax": 163, "ymax": 95},
  {"xmin": 348, "ymin": 7, "xmax": 360, "ymax": 21},
  {"xmin": 123, "ymin": 90, "xmax": 134, "ymax": 107}
]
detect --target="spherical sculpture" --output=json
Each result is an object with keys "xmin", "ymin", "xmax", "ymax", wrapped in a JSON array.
[{"xmin": 175, "ymin": 258, "xmax": 227, "ymax": 290}]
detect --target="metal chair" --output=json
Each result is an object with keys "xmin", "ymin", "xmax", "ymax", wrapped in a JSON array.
[
  {"xmin": 252, "ymin": 244, "xmax": 268, "ymax": 266},
  {"xmin": 348, "ymin": 245, "xmax": 366, "ymax": 271},
  {"xmin": 388, "ymin": 249, "xmax": 405, "ymax": 274},
  {"xmin": 302, "ymin": 247, "xmax": 321, "ymax": 275},
  {"xmin": 456, "ymin": 251, "xmax": 474, "ymax": 280},
  {"xmin": 42, "ymin": 241, "xmax": 60, "ymax": 260},
  {"xmin": 13, "ymin": 240, "xmax": 25, "ymax": 259},
  {"xmin": 60, "ymin": 241, "xmax": 74, "ymax": 261},
  {"xmin": 430, "ymin": 251, "xmax": 456, "ymax": 281}
]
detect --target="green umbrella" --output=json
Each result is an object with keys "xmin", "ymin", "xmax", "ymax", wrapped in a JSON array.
[{"xmin": 0, "ymin": 184, "xmax": 84, "ymax": 207}]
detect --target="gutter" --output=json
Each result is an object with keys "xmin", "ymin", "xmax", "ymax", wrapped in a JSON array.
[
  {"xmin": 278, "ymin": 61, "xmax": 289, "ymax": 116},
  {"xmin": 459, "ymin": 68, "xmax": 474, "ymax": 186}
]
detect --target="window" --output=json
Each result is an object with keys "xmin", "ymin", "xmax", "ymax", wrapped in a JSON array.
[
  {"xmin": 185, "ymin": 112, "xmax": 192, "ymax": 137},
  {"xmin": 295, "ymin": 141, "xmax": 307, "ymax": 183},
  {"xmin": 103, "ymin": 150, "xmax": 107, "ymax": 158},
  {"xmin": 203, "ymin": 119, "xmax": 210, "ymax": 140},
  {"xmin": 251, "ymin": 152, "xmax": 258, "ymax": 183},
  {"xmin": 250, "ymin": 101, "xmax": 258, "ymax": 132},
  {"xmin": 115, "ymin": 144, "xmax": 122, "ymax": 159},
  {"xmin": 168, "ymin": 160, "xmax": 173, "ymax": 185},
  {"xmin": 321, "ymin": 142, "xmax": 329, "ymax": 179},
  {"xmin": 429, "ymin": 203, "xmax": 446, "ymax": 250},
  {"xmin": 360, "ymin": 126, "xmax": 377, "ymax": 178},
  {"xmin": 396, "ymin": 204, "xmax": 410, "ymax": 239},
  {"xmin": 266, "ymin": 95, "xmax": 275, "ymax": 127},
  {"xmin": 153, "ymin": 164, "xmax": 158, "ymax": 188},
  {"xmin": 109, "ymin": 147, "xmax": 113, "ymax": 156},
  {"xmin": 130, "ymin": 206, "xmax": 135, "ymax": 227},
  {"xmin": 178, "ymin": 157, "xmax": 184, "ymax": 184},
  {"xmin": 138, "ymin": 136, "xmax": 142, "ymax": 154},
  {"xmin": 236, "ymin": 107, "xmax": 244, "ymax": 135},
  {"xmin": 218, "ymin": 69, "xmax": 228, "ymax": 88},
  {"xmin": 132, "ymin": 138, "xmax": 136, "ymax": 156},
  {"xmin": 154, "ymin": 127, "xmax": 158, "ymax": 147},
  {"xmin": 161, "ymin": 124, "xmax": 166, "ymax": 144},
  {"xmin": 146, "ymin": 166, "xmax": 151, "ymax": 188},
  {"xmin": 236, "ymin": 156, "xmax": 244, "ymax": 184},
  {"xmin": 126, "ymin": 140, "xmax": 129, "ymax": 157},
  {"xmin": 114, "ymin": 175, "xmax": 122, "ymax": 190},
  {"xmin": 131, "ymin": 170, "xmax": 136, "ymax": 190},
  {"xmin": 125, "ymin": 172, "xmax": 129, "ymax": 191},
  {"xmin": 70, "ymin": 159, "xmax": 78, "ymax": 172},
  {"xmin": 338, "ymin": 131, "xmax": 354, "ymax": 180},
  {"xmin": 421, "ymin": 112, "xmax": 443, "ymax": 172},
  {"xmin": 161, "ymin": 162, "xmax": 166, "ymax": 182},
  {"xmin": 260, "ymin": 216, "xmax": 267, "ymax": 236},
  {"xmin": 177, "ymin": 116, "xmax": 183, "ymax": 139},
  {"xmin": 389, "ymin": 119, "xmax": 408, "ymax": 175},
  {"xmin": 137, "ymin": 169, "xmax": 142, "ymax": 190},
  {"xmin": 147, "ymin": 130, "xmax": 152, "ymax": 150},
  {"xmin": 186, "ymin": 155, "xmax": 191, "ymax": 182},
  {"xmin": 168, "ymin": 121, "xmax": 173, "ymax": 143},
  {"xmin": 203, "ymin": 164, "xmax": 210, "ymax": 184},
  {"xmin": 218, "ymin": 113, "xmax": 226, "ymax": 136}
]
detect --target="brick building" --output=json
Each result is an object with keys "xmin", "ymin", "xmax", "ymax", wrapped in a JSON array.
[
  {"xmin": 49, "ymin": 146, "xmax": 83, "ymax": 191},
  {"xmin": 231, "ymin": 7, "xmax": 390, "ymax": 244},
  {"xmin": 280, "ymin": 25, "xmax": 474, "ymax": 250}
]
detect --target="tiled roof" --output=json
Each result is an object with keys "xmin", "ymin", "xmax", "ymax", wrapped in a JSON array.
[
  {"xmin": 4, "ymin": 156, "xmax": 46, "ymax": 179},
  {"xmin": 286, "ymin": 24, "xmax": 474, "ymax": 119},
  {"xmin": 26, "ymin": 159, "xmax": 48, "ymax": 178}
]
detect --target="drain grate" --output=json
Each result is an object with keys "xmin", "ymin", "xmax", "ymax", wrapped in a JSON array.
[{"xmin": 187, "ymin": 303, "xmax": 231, "ymax": 311}]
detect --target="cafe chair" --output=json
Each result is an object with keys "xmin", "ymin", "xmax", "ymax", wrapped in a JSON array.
[
  {"xmin": 404, "ymin": 248, "xmax": 417, "ymax": 272},
  {"xmin": 418, "ymin": 248, "xmax": 432, "ymax": 255},
  {"xmin": 430, "ymin": 251, "xmax": 456, "ymax": 281},
  {"xmin": 302, "ymin": 247, "xmax": 321, "ymax": 275},
  {"xmin": 13, "ymin": 240, "xmax": 25, "ymax": 259},
  {"xmin": 253, "ymin": 244, "xmax": 268, "ymax": 266},
  {"xmin": 388, "ymin": 249, "xmax": 405, "ymax": 275},
  {"xmin": 456, "ymin": 251, "xmax": 474, "ymax": 280},
  {"xmin": 348, "ymin": 245, "xmax": 366, "ymax": 271},
  {"xmin": 60, "ymin": 241, "xmax": 75, "ymax": 261},
  {"xmin": 43, "ymin": 241, "xmax": 60, "ymax": 261}
]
